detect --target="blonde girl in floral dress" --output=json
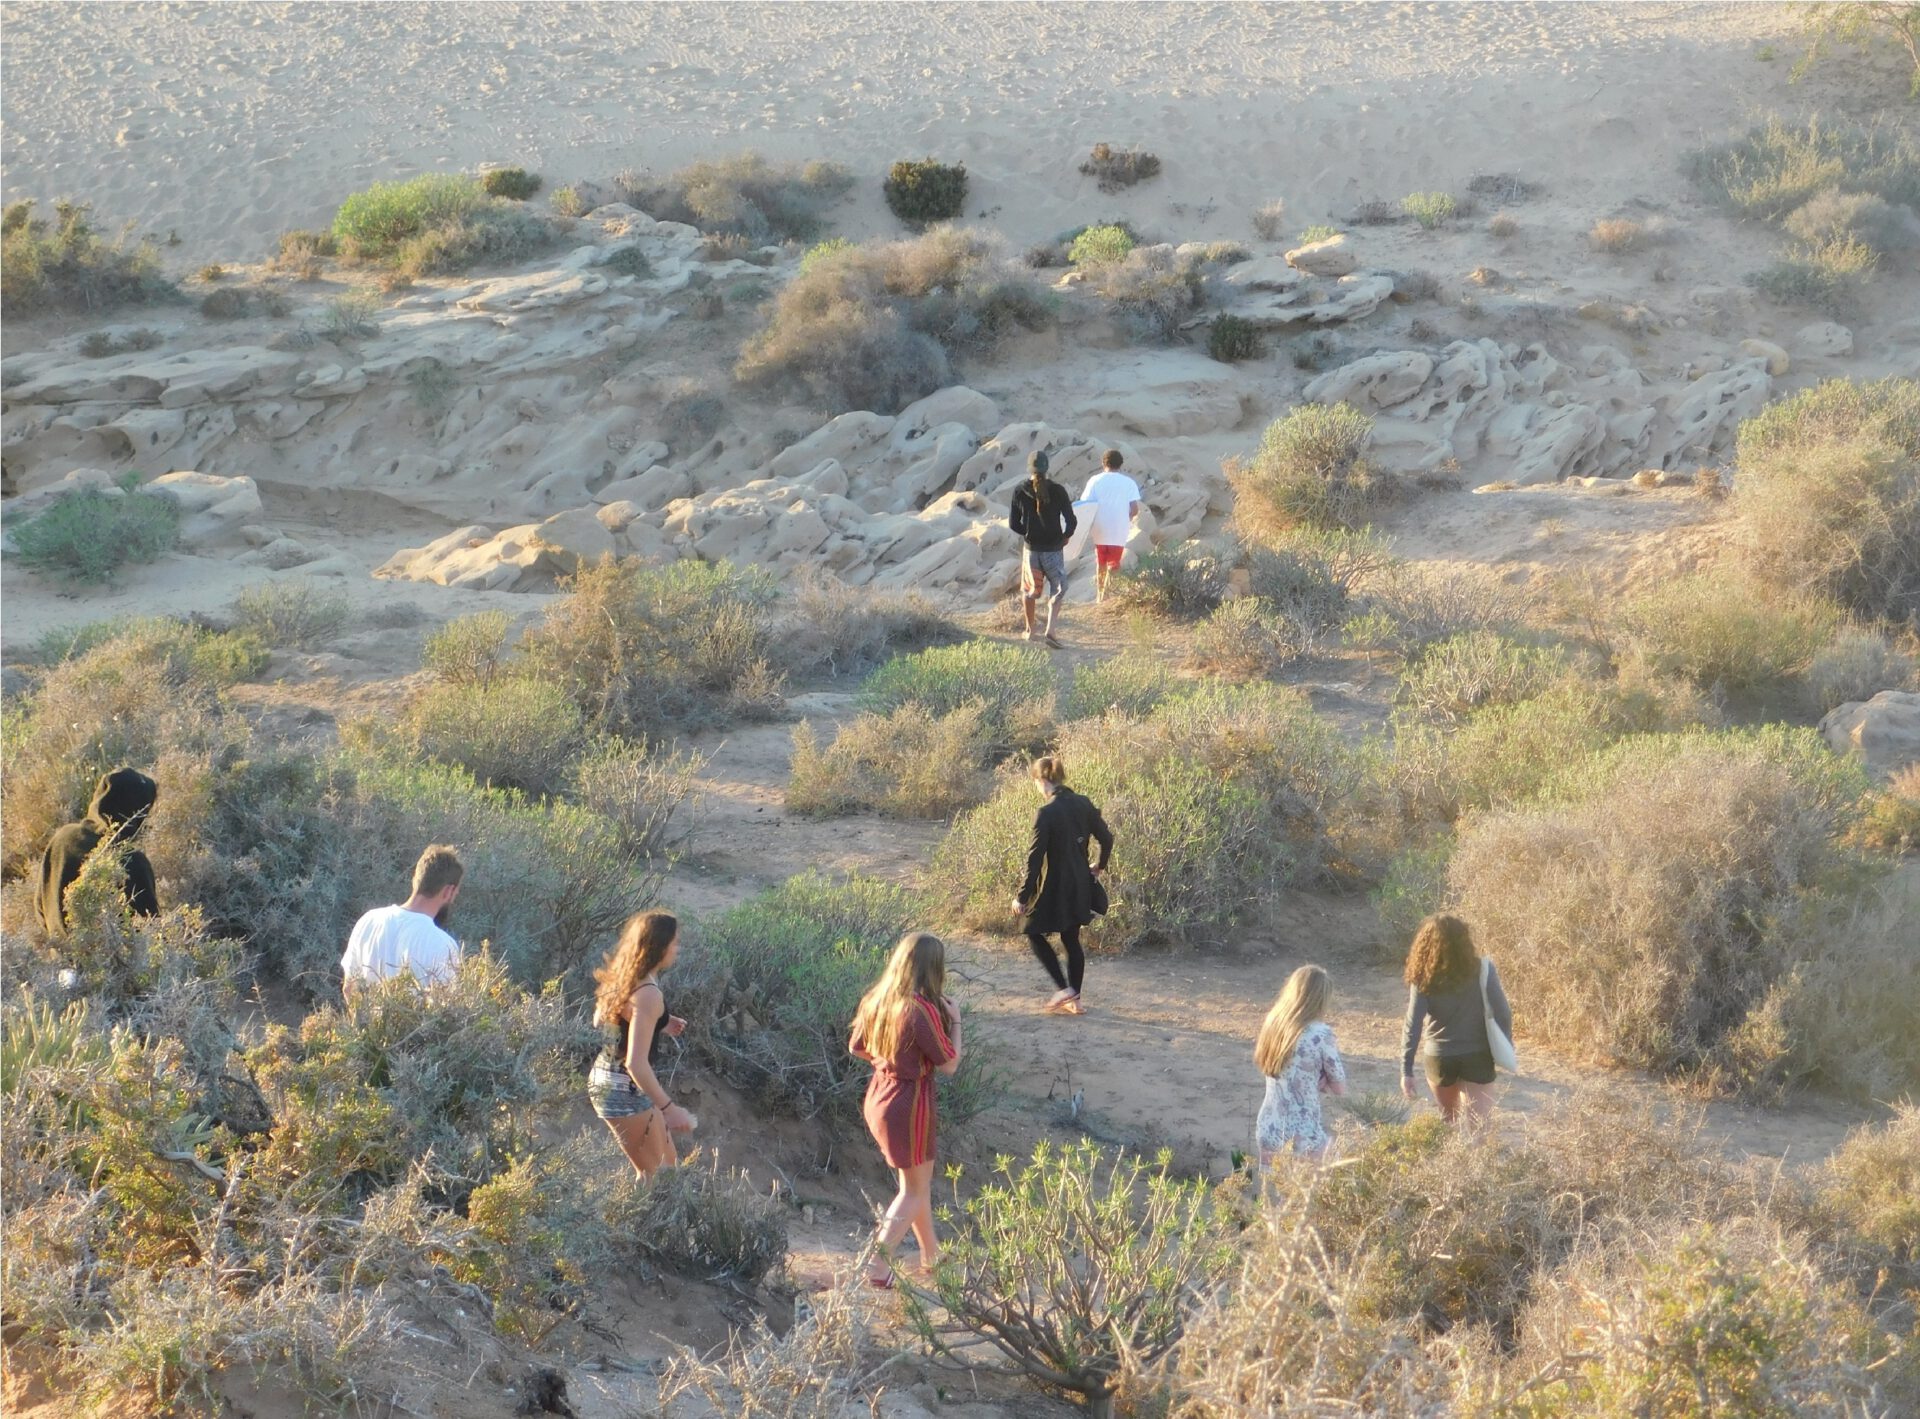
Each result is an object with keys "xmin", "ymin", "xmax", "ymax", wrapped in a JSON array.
[{"xmin": 1253, "ymin": 964, "xmax": 1347, "ymax": 1165}]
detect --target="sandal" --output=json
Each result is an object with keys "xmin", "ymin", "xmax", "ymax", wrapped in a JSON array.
[
  {"xmin": 866, "ymin": 1272, "xmax": 895, "ymax": 1290},
  {"xmin": 1044, "ymin": 633, "xmax": 1065, "ymax": 649}
]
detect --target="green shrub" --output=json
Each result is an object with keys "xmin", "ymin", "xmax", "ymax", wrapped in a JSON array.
[
  {"xmin": 1185, "ymin": 598, "xmax": 1312, "ymax": 679},
  {"xmin": 1749, "ymin": 242, "xmax": 1876, "ymax": 312},
  {"xmin": 522, "ymin": 558, "xmax": 784, "ymax": 737},
  {"xmin": 1097, "ymin": 246, "xmax": 1204, "ymax": 342},
  {"xmin": 1389, "ymin": 683, "xmax": 1619, "ymax": 823},
  {"xmin": 772, "ymin": 571, "xmax": 959, "ymax": 680},
  {"xmin": 1244, "ymin": 527, "xmax": 1394, "ymax": 630},
  {"xmin": 1733, "ymin": 376, "xmax": 1920, "ymax": 625},
  {"xmin": 10, "ymin": 475, "xmax": 180, "ymax": 585},
  {"xmin": 272, "ymin": 228, "xmax": 337, "ymax": 277},
  {"xmin": 480, "ymin": 167, "xmax": 542, "ymax": 200},
  {"xmin": 787, "ymin": 702, "xmax": 989, "ymax": 818},
  {"xmin": 1110, "ymin": 541, "xmax": 1229, "ymax": 620},
  {"xmin": 1804, "ymin": 626, "xmax": 1915, "ymax": 712},
  {"xmin": 395, "ymin": 675, "xmax": 587, "ymax": 796},
  {"xmin": 883, "ymin": 157, "xmax": 968, "ymax": 225},
  {"xmin": 1206, "ymin": 313, "xmax": 1261, "ymax": 362},
  {"xmin": 227, "ymin": 578, "xmax": 350, "ymax": 649},
  {"xmin": 566, "ymin": 735, "xmax": 706, "ymax": 864},
  {"xmin": 1296, "ymin": 222, "xmax": 1341, "ymax": 243},
  {"xmin": 1446, "ymin": 733, "xmax": 1868, "ymax": 1078},
  {"xmin": 1228, "ymin": 402, "xmax": 1380, "ymax": 536},
  {"xmin": 1691, "ymin": 115, "xmax": 1920, "ymax": 221},
  {"xmin": 1401, "ymin": 191, "xmax": 1457, "ymax": 229},
  {"xmin": 1615, "ymin": 571, "xmax": 1843, "ymax": 694},
  {"xmin": 1784, "ymin": 187, "xmax": 1920, "ymax": 254},
  {"xmin": 550, "ymin": 184, "xmax": 586, "ymax": 218},
  {"xmin": 1817, "ymin": 1104, "xmax": 1920, "ymax": 1265},
  {"xmin": 1397, "ymin": 630, "xmax": 1572, "ymax": 721},
  {"xmin": 389, "ymin": 202, "xmax": 557, "ymax": 277},
  {"xmin": 0, "ymin": 199, "xmax": 176, "ymax": 315},
  {"xmin": 331, "ymin": 174, "xmax": 483, "ymax": 256},
  {"xmin": 622, "ymin": 152, "xmax": 852, "ymax": 242},
  {"xmin": 679, "ymin": 871, "xmax": 997, "ymax": 1124},
  {"xmin": 930, "ymin": 683, "xmax": 1364, "ymax": 949},
  {"xmin": 1067, "ymin": 222, "xmax": 1136, "ymax": 267},
  {"xmin": 859, "ymin": 640, "xmax": 1054, "ymax": 753},
  {"xmin": 800, "ymin": 235, "xmax": 854, "ymax": 272},
  {"xmin": 600, "ymin": 243, "xmax": 651, "ymax": 279},
  {"xmin": 907, "ymin": 1140, "xmax": 1234, "ymax": 1419},
  {"xmin": 421, "ymin": 610, "xmax": 514, "ymax": 687},
  {"xmin": 604, "ymin": 1151, "xmax": 789, "ymax": 1284},
  {"xmin": 1062, "ymin": 651, "xmax": 1175, "ymax": 720},
  {"xmin": 1079, "ymin": 143, "xmax": 1162, "ymax": 192},
  {"xmin": 735, "ymin": 226, "xmax": 1051, "ymax": 413}
]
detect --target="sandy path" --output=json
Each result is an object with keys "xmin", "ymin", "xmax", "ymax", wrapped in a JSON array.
[{"xmin": 3, "ymin": 2, "xmax": 1796, "ymax": 264}]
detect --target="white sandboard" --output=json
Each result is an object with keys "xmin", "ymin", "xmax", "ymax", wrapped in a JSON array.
[{"xmin": 1065, "ymin": 500, "xmax": 1099, "ymax": 566}]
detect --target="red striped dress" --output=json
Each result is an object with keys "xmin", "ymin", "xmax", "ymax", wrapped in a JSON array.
[{"xmin": 850, "ymin": 996, "xmax": 956, "ymax": 1168}]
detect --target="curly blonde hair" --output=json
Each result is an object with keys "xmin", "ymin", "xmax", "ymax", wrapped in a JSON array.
[
  {"xmin": 1403, "ymin": 914, "xmax": 1476, "ymax": 994},
  {"xmin": 592, "ymin": 910, "xmax": 678, "ymax": 1027}
]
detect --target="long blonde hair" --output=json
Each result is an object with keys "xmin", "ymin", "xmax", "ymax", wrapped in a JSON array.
[
  {"xmin": 592, "ymin": 910, "xmax": 678, "ymax": 1027},
  {"xmin": 852, "ymin": 932, "xmax": 950, "ymax": 1060},
  {"xmin": 1254, "ymin": 964, "xmax": 1331, "ymax": 1077}
]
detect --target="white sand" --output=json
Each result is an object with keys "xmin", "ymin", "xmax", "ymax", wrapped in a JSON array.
[{"xmin": 5, "ymin": 2, "xmax": 1796, "ymax": 262}]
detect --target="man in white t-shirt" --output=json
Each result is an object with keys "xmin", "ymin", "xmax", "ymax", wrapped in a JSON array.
[
  {"xmin": 340, "ymin": 844, "xmax": 465, "ymax": 996},
  {"xmin": 1079, "ymin": 449, "xmax": 1143, "ymax": 603}
]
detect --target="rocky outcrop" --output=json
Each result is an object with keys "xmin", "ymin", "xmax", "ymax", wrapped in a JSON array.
[
  {"xmin": 1821, "ymin": 691, "xmax": 1920, "ymax": 783},
  {"xmin": 1284, "ymin": 233, "xmax": 1356, "ymax": 277}
]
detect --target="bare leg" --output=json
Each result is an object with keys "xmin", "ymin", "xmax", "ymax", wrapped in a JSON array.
[
  {"xmin": 1458, "ymin": 1082, "xmax": 1496, "ymax": 1131},
  {"xmin": 1431, "ymin": 1082, "xmax": 1463, "ymax": 1124},
  {"xmin": 607, "ymin": 1111, "xmax": 666, "ymax": 1178},
  {"xmin": 1043, "ymin": 591, "xmax": 1064, "ymax": 640},
  {"xmin": 869, "ymin": 1162, "xmax": 933, "ymax": 1282},
  {"xmin": 902, "ymin": 1160, "xmax": 939, "ymax": 1269},
  {"xmin": 1021, "ymin": 590, "xmax": 1038, "ymax": 638}
]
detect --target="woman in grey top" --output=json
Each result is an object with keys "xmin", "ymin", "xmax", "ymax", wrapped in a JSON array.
[{"xmin": 1398, "ymin": 915, "xmax": 1512, "ymax": 1128}]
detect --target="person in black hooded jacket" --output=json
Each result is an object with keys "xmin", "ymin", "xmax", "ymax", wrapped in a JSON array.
[
  {"xmin": 1012, "ymin": 754, "xmax": 1112, "ymax": 1015},
  {"xmin": 36, "ymin": 767, "xmax": 160, "ymax": 935}
]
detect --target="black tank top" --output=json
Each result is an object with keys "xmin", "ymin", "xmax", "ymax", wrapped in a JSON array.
[{"xmin": 608, "ymin": 982, "xmax": 668, "ymax": 1070}]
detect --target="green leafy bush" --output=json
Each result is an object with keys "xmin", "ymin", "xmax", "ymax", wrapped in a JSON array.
[
  {"xmin": 394, "ymin": 674, "xmax": 588, "ymax": 796},
  {"xmin": 1110, "ymin": 541, "xmax": 1229, "ymax": 620},
  {"xmin": 883, "ymin": 157, "xmax": 968, "ymax": 225},
  {"xmin": 1067, "ymin": 222, "xmax": 1136, "ymax": 267},
  {"xmin": 480, "ymin": 167, "xmax": 542, "ymax": 200},
  {"xmin": 1401, "ymin": 191, "xmax": 1457, "ymax": 229},
  {"xmin": 226, "ymin": 578, "xmax": 350, "ymax": 649},
  {"xmin": 1096, "ymin": 246, "xmax": 1204, "ymax": 342},
  {"xmin": 1749, "ymin": 241, "xmax": 1877, "ymax": 312},
  {"xmin": 1397, "ymin": 630, "xmax": 1572, "ymax": 721},
  {"xmin": 0, "ymin": 199, "xmax": 176, "ymax": 314},
  {"xmin": 1228, "ymin": 402, "xmax": 1381, "ymax": 536},
  {"xmin": 930, "ymin": 683, "xmax": 1364, "ymax": 948},
  {"xmin": 801, "ymin": 235, "xmax": 854, "ymax": 272},
  {"xmin": 858, "ymin": 640, "xmax": 1054, "ymax": 753},
  {"xmin": 1206, "ymin": 313, "xmax": 1261, "ymax": 362},
  {"xmin": 10, "ymin": 475, "xmax": 180, "ymax": 584},
  {"xmin": 1691, "ymin": 116, "xmax": 1920, "ymax": 221},
  {"xmin": 1296, "ymin": 222, "xmax": 1341, "ymax": 243},
  {"xmin": 1732, "ymin": 376, "xmax": 1920, "ymax": 625},
  {"xmin": 332, "ymin": 173, "xmax": 483, "ymax": 255},
  {"xmin": 1062, "ymin": 651, "xmax": 1176, "ymax": 720},
  {"xmin": 421, "ymin": 610, "xmax": 514, "ymax": 686},
  {"xmin": 1185, "ymin": 598, "xmax": 1312, "ymax": 679},
  {"xmin": 907, "ymin": 1140, "xmax": 1234, "ymax": 1419},
  {"xmin": 787, "ymin": 702, "xmax": 990, "ymax": 818},
  {"xmin": 622, "ymin": 152, "xmax": 852, "ymax": 242},
  {"xmin": 1615, "ymin": 571, "xmax": 1843, "ymax": 694}
]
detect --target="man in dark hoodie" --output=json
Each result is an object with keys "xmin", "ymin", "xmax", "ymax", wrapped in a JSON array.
[
  {"xmin": 36, "ymin": 767, "xmax": 160, "ymax": 935},
  {"xmin": 1008, "ymin": 450, "xmax": 1077, "ymax": 649}
]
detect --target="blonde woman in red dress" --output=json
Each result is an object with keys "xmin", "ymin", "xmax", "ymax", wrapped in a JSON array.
[{"xmin": 849, "ymin": 931, "xmax": 964, "ymax": 1288}]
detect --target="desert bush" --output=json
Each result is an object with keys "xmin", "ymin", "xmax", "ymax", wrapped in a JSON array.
[
  {"xmin": 549, "ymin": 184, "xmax": 586, "ymax": 217},
  {"xmin": 390, "ymin": 201, "xmax": 557, "ymax": 277},
  {"xmin": 1818, "ymin": 1104, "xmax": 1920, "ymax": 1265},
  {"xmin": 10, "ymin": 474, "xmax": 180, "ymax": 585},
  {"xmin": 1244, "ymin": 526, "xmax": 1394, "ymax": 629},
  {"xmin": 1793, "ymin": 2, "xmax": 1920, "ymax": 97},
  {"xmin": 1402, "ymin": 192, "xmax": 1457, "ymax": 229},
  {"xmin": 657, "ymin": 1279, "xmax": 882, "ymax": 1419},
  {"xmin": 1588, "ymin": 217, "xmax": 1644, "ymax": 252},
  {"xmin": 1206, "ymin": 313, "xmax": 1261, "ymax": 362},
  {"xmin": 800, "ymin": 235, "xmax": 853, "ymax": 272},
  {"xmin": 1251, "ymin": 199, "xmax": 1287, "ymax": 241},
  {"xmin": 735, "ymin": 226, "xmax": 1050, "ymax": 412},
  {"xmin": 394, "ymin": 674, "xmax": 588, "ymax": 796},
  {"xmin": 907, "ymin": 1140, "xmax": 1235, "ymax": 1419},
  {"xmin": 679, "ymin": 871, "xmax": 996, "ymax": 1124},
  {"xmin": 1804, "ymin": 626, "xmax": 1916, "ymax": 712},
  {"xmin": 421, "ymin": 609, "xmax": 513, "ymax": 686},
  {"xmin": 1109, "ymin": 541, "xmax": 1229, "ymax": 620},
  {"xmin": 480, "ymin": 166, "xmax": 541, "ymax": 200},
  {"xmin": 1080, "ymin": 143, "xmax": 1162, "ymax": 192},
  {"xmin": 1446, "ymin": 733, "xmax": 1867, "ymax": 1077},
  {"xmin": 0, "ymin": 199, "xmax": 176, "ymax": 314},
  {"xmin": 1185, "ymin": 598, "xmax": 1312, "ymax": 678},
  {"xmin": 858, "ymin": 640, "xmax": 1054, "ymax": 754},
  {"xmin": 1296, "ymin": 222, "xmax": 1341, "ymax": 244},
  {"xmin": 1852, "ymin": 761, "xmax": 1920, "ymax": 854},
  {"xmin": 1750, "ymin": 236, "xmax": 1877, "ymax": 312},
  {"xmin": 1691, "ymin": 115, "xmax": 1920, "ymax": 221},
  {"xmin": 566, "ymin": 735, "xmax": 705, "ymax": 864},
  {"xmin": 931, "ymin": 683, "xmax": 1364, "ymax": 948},
  {"xmin": 226, "ymin": 578, "xmax": 351, "ymax": 649},
  {"xmin": 321, "ymin": 287, "xmax": 380, "ymax": 339},
  {"xmin": 1488, "ymin": 210, "xmax": 1519, "ymax": 237},
  {"xmin": 1097, "ymin": 245, "xmax": 1204, "ymax": 342},
  {"xmin": 1195, "ymin": 240, "xmax": 1250, "ymax": 265},
  {"xmin": 606, "ymin": 1150, "xmax": 789, "ymax": 1283},
  {"xmin": 1228, "ymin": 402, "xmax": 1381, "ymax": 536},
  {"xmin": 1398, "ymin": 630, "xmax": 1572, "ymax": 722},
  {"xmin": 272, "ymin": 228, "xmax": 336, "ymax": 279},
  {"xmin": 1387, "ymin": 683, "xmax": 1619, "ymax": 824},
  {"xmin": 1733, "ymin": 376, "xmax": 1920, "ymax": 625},
  {"xmin": 883, "ymin": 157, "xmax": 968, "ymax": 225},
  {"xmin": 1785, "ymin": 186, "xmax": 1920, "ymax": 254},
  {"xmin": 1062, "ymin": 651, "xmax": 1175, "ymax": 720},
  {"xmin": 1345, "ymin": 560, "xmax": 1524, "ymax": 658},
  {"xmin": 1614, "ymin": 571, "xmax": 1843, "ymax": 696},
  {"xmin": 1068, "ymin": 222, "xmax": 1136, "ymax": 267},
  {"xmin": 770, "ymin": 571, "xmax": 959, "ymax": 680},
  {"xmin": 623, "ymin": 152, "xmax": 852, "ymax": 242},
  {"xmin": 522, "ymin": 558, "xmax": 784, "ymax": 736},
  {"xmin": 332, "ymin": 173, "xmax": 483, "ymax": 256},
  {"xmin": 787, "ymin": 702, "xmax": 990, "ymax": 818}
]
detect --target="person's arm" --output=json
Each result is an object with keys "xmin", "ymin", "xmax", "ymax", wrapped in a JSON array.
[
  {"xmin": 1014, "ymin": 809, "xmax": 1046, "ymax": 912},
  {"xmin": 1057, "ymin": 490, "xmax": 1077, "ymax": 541},
  {"xmin": 1321, "ymin": 1027, "xmax": 1348, "ymax": 1097},
  {"xmin": 925, "ymin": 998, "xmax": 963, "ymax": 1077},
  {"xmin": 1009, "ymin": 489, "xmax": 1028, "ymax": 538},
  {"xmin": 1088, "ymin": 803, "xmax": 1114, "ymax": 874},
  {"xmin": 1128, "ymin": 499, "xmax": 1140, "ymax": 523},
  {"xmin": 849, "ymin": 1020, "xmax": 875, "ymax": 1063},
  {"xmin": 625, "ymin": 986, "xmax": 694, "ymax": 1132},
  {"xmin": 1486, "ymin": 960, "xmax": 1514, "ymax": 1041},
  {"xmin": 1400, "ymin": 986, "xmax": 1428, "ymax": 1097}
]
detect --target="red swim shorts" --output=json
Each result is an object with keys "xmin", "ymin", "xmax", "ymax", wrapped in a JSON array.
[{"xmin": 1095, "ymin": 544, "xmax": 1125, "ymax": 570}]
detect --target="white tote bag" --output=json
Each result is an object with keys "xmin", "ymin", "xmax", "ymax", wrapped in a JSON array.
[{"xmin": 1481, "ymin": 957, "xmax": 1518, "ymax": 1073}]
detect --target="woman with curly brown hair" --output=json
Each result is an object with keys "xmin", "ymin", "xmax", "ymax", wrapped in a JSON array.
[
  {"xmin": 1398, "ymin": 914, "xmax": 1512, "ymax": 1127},
  {"xmin": 589, "ymin": 909, "xmax": 696, "ymax": 1176}
]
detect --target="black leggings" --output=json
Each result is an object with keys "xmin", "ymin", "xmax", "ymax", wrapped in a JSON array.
[{"xmin": 1026, "ymin": 923, "xmax": 1084, "ymax": 993}]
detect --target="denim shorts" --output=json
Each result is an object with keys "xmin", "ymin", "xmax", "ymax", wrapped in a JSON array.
[
  {"xmin": 1024, "ymin": 546, "xmax": 1068, "ymax": 597},
  {"xmin": 588, "ymin": 1054, "xmax": 653, "ymax": 1120}
]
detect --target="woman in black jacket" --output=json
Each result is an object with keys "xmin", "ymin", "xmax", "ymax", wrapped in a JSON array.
[{"xmin": 1012, "ymin": 755, "xmax": 1113, "ymax": 1015}]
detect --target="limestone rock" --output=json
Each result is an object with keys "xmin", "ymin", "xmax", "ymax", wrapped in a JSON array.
[
  {"xmin": 597, "ymin": 465, "xmax": 690, "ymax": 511},
  {"xmin": 1739, "ymin": 338, "xmax": 1790, "ymax": 376},
  {"xmin": 147, "ymin": 471, "xmax": 263, "ymax": 546},
  {"xmin": 526, "ymin": 505, "xmax": 617, "ymax": 572},
  {"xmin": 1075, "ymin": 352, "xmax": 1245, "ymax": 437},
  {"xmin": 1304, "ymin": 351, "xmax": 1435, "ymax": 409},
  {"xmin": 1285, "ymin": 234, "xmax": 1357, "ymax": 277},
  {"xmin": 5, "ymin": 466, "xmax": 123, "ymax": 521},
  {"xmin": 1793, "ymin": 321, "xmax": 1854, "ymax": 358},
  {"xmin": 1821, "ymin": 691, "xmax": 1920, "ymax": 782},
  {"xmin": 891, "ymin": 386, "xmax": 999, "ymax": 446},
  {"xmin": 1220, "ymin": 256, "xmax": 1307, "ymax": 294}
]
